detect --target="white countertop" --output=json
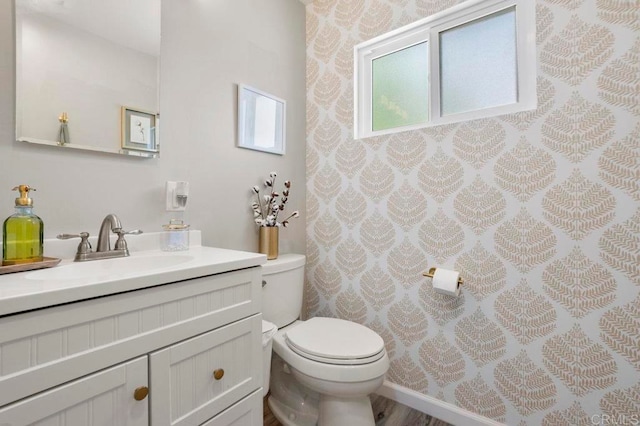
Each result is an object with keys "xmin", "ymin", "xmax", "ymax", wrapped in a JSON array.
[{"xmin": 0, "ymin": 231, "xmax": 266, "ymax": 317}]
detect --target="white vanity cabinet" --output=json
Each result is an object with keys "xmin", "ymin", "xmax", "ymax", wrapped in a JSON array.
[{"xmin": 0, "ymin": 253, "xmax": 264, "ymax": 426}]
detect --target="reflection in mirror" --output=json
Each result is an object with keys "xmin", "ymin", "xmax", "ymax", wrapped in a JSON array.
[
  {"xmin": 237, "ymin": 85, "xmax": 286, "ymax": 156},
  {"xmin": 15, "ymin": 0, "xmax": 160, "ymax": 158}
]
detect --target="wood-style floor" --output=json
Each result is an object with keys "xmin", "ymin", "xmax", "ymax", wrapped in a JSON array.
[{"xmin": 263, "ymin": 395, "xmax": 282, "ymax": 426}]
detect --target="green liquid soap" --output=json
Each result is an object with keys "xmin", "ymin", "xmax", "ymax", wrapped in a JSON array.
[
  {"xmin": 3, "ymin": 207, "xmax": 43, "ymax": 265},
  {"xmin": 2, "ymin": 185, "xmax": 44, "ymax": 266}
]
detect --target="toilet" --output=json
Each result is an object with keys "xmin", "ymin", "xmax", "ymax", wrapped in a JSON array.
[{"xmin": 262, "ymin": 254, "xmax": 389, "ymax": 426}]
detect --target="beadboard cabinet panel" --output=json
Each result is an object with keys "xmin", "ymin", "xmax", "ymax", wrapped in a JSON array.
[
  {"xmin": 0, "ymin": 267, "xmax": 261, "ymax": 407},
  {"xmin": 0, "ymin": 356, "xmax": 148, "ymax": 426},
  {"xmin": 150, "ymin": 315, "xmax": 262, "ymax": 426}
]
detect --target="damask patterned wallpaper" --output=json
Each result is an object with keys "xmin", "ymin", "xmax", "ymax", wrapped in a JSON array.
[{"xmin": 304, "ymin": 0, "xmax": 639, "ymax": 424}]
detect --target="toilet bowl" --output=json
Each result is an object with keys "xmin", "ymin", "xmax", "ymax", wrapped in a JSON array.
[
  {"xmin": 272, "ymin": 318, "xmax": 389, "ymax": 425},
  {"xmin": 261, "ymin": 254, "xmax": 389, "ymax": 426}
]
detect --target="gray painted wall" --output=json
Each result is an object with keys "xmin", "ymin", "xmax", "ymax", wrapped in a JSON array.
[{"xmin": 0, "ymin": 0, "xmax": 306, "ymax": 256}]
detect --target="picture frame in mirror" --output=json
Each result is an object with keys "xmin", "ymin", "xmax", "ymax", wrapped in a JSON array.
[
  {"xmin": 237, "ymin": 84, "xmax": 286, "ymax": 155},
  {"xmin": 121, "ymin": 106, "xmax": 159, "ymax": 153}
]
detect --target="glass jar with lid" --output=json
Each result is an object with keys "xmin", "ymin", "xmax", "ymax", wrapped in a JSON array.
[{"xmin": 161, "ymin": 219, "xmax": 190, "ymax": 251}]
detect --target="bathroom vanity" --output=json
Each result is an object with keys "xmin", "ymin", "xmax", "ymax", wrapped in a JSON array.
[{"xmin": 0, "ymin": 233, "xmax": 266, "ymax": 425}]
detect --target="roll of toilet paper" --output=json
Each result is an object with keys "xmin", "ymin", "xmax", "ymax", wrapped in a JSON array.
[{"xmin": 432, "ymin": 268, "xmax": 461, "ymax": 297}]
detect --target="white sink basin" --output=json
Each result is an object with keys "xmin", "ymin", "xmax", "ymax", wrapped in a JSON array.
[{"xmin": 26, "ymin": 253, "xmax": 194, "ymax": 281}]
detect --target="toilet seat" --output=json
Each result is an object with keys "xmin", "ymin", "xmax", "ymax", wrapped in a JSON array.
[{"xmin": 285, "ymin": 317, "xmax": 385, "ymax": 365}]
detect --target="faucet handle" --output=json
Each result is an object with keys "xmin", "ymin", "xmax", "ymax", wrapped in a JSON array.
[
  {"xmin": 57, "ymin": 232, "xmax": 92, "ymax": 254},
  {"xmin": 114, "ymin": 229, "xmax": 143, "ymax": 250}
]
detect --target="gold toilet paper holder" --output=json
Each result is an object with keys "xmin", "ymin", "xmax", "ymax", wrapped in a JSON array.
[{"xmin": 422, "ymin": 267, "xmax": 464, "ymax": 286}]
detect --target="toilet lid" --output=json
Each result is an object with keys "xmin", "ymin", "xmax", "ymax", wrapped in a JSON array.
[{"xmin": 285, "ymin": 317, "xmax": 385, "ymax": 365}]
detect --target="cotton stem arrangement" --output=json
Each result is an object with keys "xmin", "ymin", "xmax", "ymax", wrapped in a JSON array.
[{"xmin": 251, "ymin": 172, "xmax": 299, "ymax": 227}]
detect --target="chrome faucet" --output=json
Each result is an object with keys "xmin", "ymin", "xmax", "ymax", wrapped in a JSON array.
[{"xmin": 58, "ymin": 214, "xmax": 142, "ymax": 261}]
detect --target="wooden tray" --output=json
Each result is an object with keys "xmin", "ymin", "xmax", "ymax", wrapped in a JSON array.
[{"xmin": 0, "ymin": 257, "xmax": 62, "ymax": 275}]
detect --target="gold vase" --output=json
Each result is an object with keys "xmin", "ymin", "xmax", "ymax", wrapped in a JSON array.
[{"xmin": 259, "ymin": 226, "xmax": 279, "ymax": 260}]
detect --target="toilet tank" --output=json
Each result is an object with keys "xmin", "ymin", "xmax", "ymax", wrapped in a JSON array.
[{"xmin": 261, "ymin": 253, "xmax": 306, "ymax": 328}]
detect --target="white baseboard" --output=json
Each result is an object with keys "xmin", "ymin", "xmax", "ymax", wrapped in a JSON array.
[{"xmin": 375, "ymin": 381, "xmax": 505, "ymax": 426}]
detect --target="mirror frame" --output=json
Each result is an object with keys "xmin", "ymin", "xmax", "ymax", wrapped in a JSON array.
[{"xmin": 237, "ymin": 84, "xmax": 286, "ymax": 156}]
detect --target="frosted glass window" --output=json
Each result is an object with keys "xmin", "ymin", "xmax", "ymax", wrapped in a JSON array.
[
  {"xmin": 439, "ymin": 7, "xmax": 517, "ymax": 116},
  {"xmin": 372, "ymin": 42, "xmax": 428, "ymax": 132},
  {"xmin": 354, "ymin": 0, "xmax": 535, "ymax": 139}
]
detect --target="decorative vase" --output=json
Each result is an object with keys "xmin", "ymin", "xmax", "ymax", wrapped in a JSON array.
[{"xmin": 259, "ymin": 226, "xmax": 279, "ymax": 260}]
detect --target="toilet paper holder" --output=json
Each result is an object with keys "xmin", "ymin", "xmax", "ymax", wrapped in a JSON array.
[{"xmin": 422, "ymin": 267, "xmax": 464, "ymax": 285}]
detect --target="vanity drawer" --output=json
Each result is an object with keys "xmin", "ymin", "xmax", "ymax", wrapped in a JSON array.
[
  {"xmin": 0, "ymin": 267, "xmax": 261, "ymax": 407},
  {"xmin": 150, "ymin": 314, "xmax": 262, "ymax": 426}
]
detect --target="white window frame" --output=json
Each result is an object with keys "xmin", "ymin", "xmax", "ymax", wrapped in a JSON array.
[{"xmin": 354, "ymin": 0, "xmax": 536, "ymax": 140}]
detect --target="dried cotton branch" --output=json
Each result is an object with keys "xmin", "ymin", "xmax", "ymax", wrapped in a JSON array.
[{"xmin": 249, "ymin": 172, "xmax": 300, "ymax": 227}]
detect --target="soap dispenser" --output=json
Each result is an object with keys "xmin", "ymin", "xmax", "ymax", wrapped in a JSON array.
[{"xmin": 2, "ymin": 185, "xmax": 44, "ymax": 266}]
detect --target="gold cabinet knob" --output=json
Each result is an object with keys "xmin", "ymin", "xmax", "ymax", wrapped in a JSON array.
[
  {"xmin": 133, "ymin": 386, "xmax": 149, "ymax": 401},
  {"xmin": 213, "ymin": 369, "xmax": 224, "ymax": 380}
]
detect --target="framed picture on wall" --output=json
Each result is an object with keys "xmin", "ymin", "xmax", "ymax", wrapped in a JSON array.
[
  {"xmin": 237, "ymin": 84, "xmax": 286, "ymax": 155},
  {"xmin": 121, "ymin": 106, "xmax": 159, "ymax": 153}
]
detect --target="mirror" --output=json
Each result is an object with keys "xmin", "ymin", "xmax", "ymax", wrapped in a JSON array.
[
  {"xmin": 15, "ymin": 0, "xmax": 161, "ymax": 158},
  {"xmin": 237, "ymin": 84, "xmax": 286, "ymax": 156}
]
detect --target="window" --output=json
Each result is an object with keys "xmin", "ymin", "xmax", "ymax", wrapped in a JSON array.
[
  {"xmin": 372, "ymin": 42, "xmax": 429, "ymax": 132},
  {"xmin": 354, "ymin": 0, "xmax": 535, "ymax": 139}
]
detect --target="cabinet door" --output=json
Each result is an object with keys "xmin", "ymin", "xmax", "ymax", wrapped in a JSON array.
[
  {"xmin": 200, "ymin": 389, "xmax": 262, "ymax": 426},
  {"xmin": 0, "ymin": 356, "xmax": 148, "ymax": 426},
  {"xmin": 150, "ymin": 315, "xmax": 262, "ymax": 426}
]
